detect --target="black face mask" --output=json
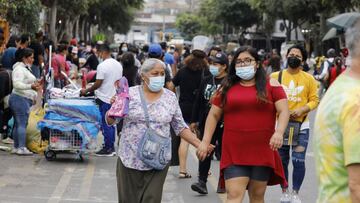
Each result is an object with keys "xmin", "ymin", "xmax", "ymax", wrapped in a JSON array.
[{"xmin": 287, "ymin": 56, "xmax": 301, "ymax": 69}]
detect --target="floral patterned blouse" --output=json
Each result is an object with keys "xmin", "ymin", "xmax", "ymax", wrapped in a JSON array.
[{"xmin": 118, "ymin": 85, "xmax": 188, "ymax": 171}]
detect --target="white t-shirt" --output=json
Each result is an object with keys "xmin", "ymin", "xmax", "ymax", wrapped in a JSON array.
[{"xmin": 95, "ymin": 58, "xmax": 123, "ymax": 103}]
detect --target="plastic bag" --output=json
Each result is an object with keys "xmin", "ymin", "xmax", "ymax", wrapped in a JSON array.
[{"xmin": 26, "ymin": 107, "xmax": 48, "ymax": 154}]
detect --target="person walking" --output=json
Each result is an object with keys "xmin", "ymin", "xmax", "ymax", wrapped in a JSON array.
[
  {"xmin": 81, "ymin": 44, "xmax": 123, "ymax": 156},
  {"xmin": 326, "ymin": 56, "xmax": 346, "ymax": 87},
  {"xmin": 9, "ymin": 48, "xmax": 41, "ymax": 155},
  {"xmin": 170, "ymin": 49, "xmax": 210, "ymax": 179},
  {"xmin": 190, "ymin": 52, "xmax": 228, "ymax": 194},
  {"xmin": 314, "ymin": 48, "xmax": 336, "ymax": 97},
  {"xmin": 197, "ymin": 46, "xmax": 289, "ymax": 203},
  {"xmin": 314, "ymin": 19, "xmax": 360, "ymax": 203},
  {"xmin": 106, "ymin": 58, "xmax": 212, "ymax": 203},
  {"xmin": 271, "ymin": 44, "xmax": 319, "ymax": 203}
]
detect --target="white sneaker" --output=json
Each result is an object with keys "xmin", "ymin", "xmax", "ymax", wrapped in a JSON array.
[
  {"xmin": 16, "ymin": 147, "xmax": 33, "ymax": 156},
  {"xmin": 291, "ymin": 193, "xmax": 302, "ymax": 203},
  {"xmin": 2, "ymin": 137, "xmax": 14, "ymax": 144},
  {"xmin": 11, "ymin": 148, "xmax": 18, "ymax": 154},
  {"xmin": 280, "ymin": 191, "xmax": 291, "ymax": 203}
]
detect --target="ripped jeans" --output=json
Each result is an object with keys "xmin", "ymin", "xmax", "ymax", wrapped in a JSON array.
[{"xmin": 279, "ymin": 129, "xmax": 309, "ymax": 192}]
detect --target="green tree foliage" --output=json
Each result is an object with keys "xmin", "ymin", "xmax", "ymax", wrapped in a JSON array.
[
  {"xmin": 175, "ymin": 12, "xmax": 202, "ymax": 40},
  {"xmin": 218, "ymin": 0, "xmax": 260, "ymax": 30},
  {"xmin": 87, "ymin": 0, "xmax": 143, "ymax": 34},
  {"xmin": 2, "ymin": 0, "xmax": 42, "ymax": 33}
]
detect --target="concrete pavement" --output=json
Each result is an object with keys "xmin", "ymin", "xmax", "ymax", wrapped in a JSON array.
[{"xmin": 0, "ymin": 112, "xmax": 318, "ymax": 203}]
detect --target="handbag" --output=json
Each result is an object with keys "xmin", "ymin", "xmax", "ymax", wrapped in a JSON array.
[
  {"xmin": 137, "ymin": 86, "xmax": 172, "ymax": 170},
  {"xmin": 283, "ymin": 120, "xmax": 302, "ymax": 146},
  {"xmin": 107, "ymin": 77, "xmax": 130, "ymax": 120}
]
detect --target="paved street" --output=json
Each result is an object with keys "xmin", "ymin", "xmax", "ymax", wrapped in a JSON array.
[{"xmin": 0, "ymin": 112, "xmax": 318, "ymax": 203}]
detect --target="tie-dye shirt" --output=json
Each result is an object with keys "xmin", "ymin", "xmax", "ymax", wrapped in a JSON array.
[{"xmin": 314, "ymin": 73, "xmax": 360, "ymax": 203}]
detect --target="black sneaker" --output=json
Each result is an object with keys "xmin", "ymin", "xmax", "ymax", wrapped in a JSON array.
[
  {"xmin": 191, "ymin": 181, "xmax": 208, "ymax": 195},
  {"xmin": 95, "ymin": 148, "xmax": 116, "ymax": 157}
]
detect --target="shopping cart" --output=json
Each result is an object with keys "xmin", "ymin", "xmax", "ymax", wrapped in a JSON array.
[
  {"xmin": 42, "ymin": 128, "xmax": 85, "ymax": 161},
  {"xmin": 39, "ymin": 98, "xmax": 101, "ymax": 161}
]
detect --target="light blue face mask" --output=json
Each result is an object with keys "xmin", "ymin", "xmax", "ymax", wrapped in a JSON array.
[
  {"xmin": 209, "ymin": 65, "xmax": 220, "ymax": 76},
  {"xmin": 147, "ymin": 76, "xmax": 165, "ymax": 92},
  {"xmin": 98, "ymin": 57, "xmax": 103, "ymax": 63},
  {"xmin": 235, "ymin": 65, "xmax": 256, "ymax": 80}
]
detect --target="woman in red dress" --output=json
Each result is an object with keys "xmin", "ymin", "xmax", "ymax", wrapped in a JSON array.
[{"xmin": 197, "ymin": 46, "xmax": 289, "ymax": 203}]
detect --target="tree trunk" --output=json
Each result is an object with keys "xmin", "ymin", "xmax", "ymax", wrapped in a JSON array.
[
  {"xmin": 75, "ymin": 17, "xmax": 80, "ymax": 39},
  {"xmin": 80, "ymin": 16, "xmax": 86, "ymax": 41},
  {"xmin": 49, "ymin": 0, "xmax": 58, "ymax": 45},
  {"xmin": 294, "ymin": 23, "xmax": 299, "ymax": 42}
]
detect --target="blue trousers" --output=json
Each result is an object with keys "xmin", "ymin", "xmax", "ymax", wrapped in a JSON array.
[
  {"xmin": 9, "ymin": 94, "xmax": 32, "ymax": 148},
  {"xmin": 279, "ymin": 129, "xmax": 310, "ymax": 191},
  {"xmin": 97, "ymin": 99, "xmax": 115, "ymax": 150}
]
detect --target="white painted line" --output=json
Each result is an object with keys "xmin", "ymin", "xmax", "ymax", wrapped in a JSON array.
[
  {"xmin": 48, "ymin": 167, "xmax": 75, "ymax": 203},
  {"xmin": 189, "ymin": 146, "xmax": 226, "ymax": 203},
  {"xmin": 78, "ymin": 159, "xmax": 96, "ymax": 200}
]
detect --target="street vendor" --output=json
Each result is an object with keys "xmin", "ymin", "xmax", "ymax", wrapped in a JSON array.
[{"xmin": 80, "ymin": 44, "xmax": 123, "ymax": 156}]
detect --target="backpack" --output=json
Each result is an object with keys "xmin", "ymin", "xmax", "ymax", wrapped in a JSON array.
[
  {"xmin": 107, "ymin": 77, "xmax": 130, "ymax": 121},
  {"xmin": 319, "ymin": 60, "xmax": 333, "ymax": 80}
]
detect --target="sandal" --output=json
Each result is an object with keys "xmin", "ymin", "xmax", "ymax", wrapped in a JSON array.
[{"xmin": 179, "ymin": 172, "xmax": 192, "ymax": 179}]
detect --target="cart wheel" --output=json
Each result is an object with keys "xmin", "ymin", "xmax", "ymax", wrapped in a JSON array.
[{"xmin": 44, "ymin": 150, "xmax": 56, "ymax": 161}]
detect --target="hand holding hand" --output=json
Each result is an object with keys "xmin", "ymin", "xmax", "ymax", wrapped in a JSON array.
[
  {"xmin": 269, "ymin": 131, "xmax": 283, "ymax": 151},
  {"xmin": 196, "ymin": 141, "xmax": 209, "ymax": 161}
]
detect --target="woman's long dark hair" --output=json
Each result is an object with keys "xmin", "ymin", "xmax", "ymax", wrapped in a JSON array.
[{"xmin": 220, "ymin": 46, "xmax": 268, "ymax": 106}]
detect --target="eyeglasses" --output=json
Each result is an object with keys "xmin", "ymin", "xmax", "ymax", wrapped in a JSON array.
[{"xmin": 235, "ymin": 58, "xmax": 255, "ymax": 66}]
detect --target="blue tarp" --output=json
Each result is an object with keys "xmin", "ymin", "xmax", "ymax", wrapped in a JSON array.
[{"xmin": 37, "ymin": 99, "xmax": 101, "ymax": 149}]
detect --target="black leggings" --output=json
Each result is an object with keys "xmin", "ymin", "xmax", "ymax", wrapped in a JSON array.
[{"xmin": 198, "ymin": 124, "xmax": 223, "ymax": 183}]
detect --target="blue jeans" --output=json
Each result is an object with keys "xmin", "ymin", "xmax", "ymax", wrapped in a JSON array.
[
  {"xmin": 279, "ymin": 129, "xmax": 310, "ymax": 192},
  {"xmin": 9, "ymin": 94, "xmax": 32, "ymax": 148},
  {"xmin": 97, "ymin": 99, "xmax": 115, "ymax": 150}
]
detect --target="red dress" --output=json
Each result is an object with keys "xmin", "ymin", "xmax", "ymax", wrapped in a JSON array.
[{"xmin": 212, "ymin": 80, "xmax": 287, "ymax": 186}]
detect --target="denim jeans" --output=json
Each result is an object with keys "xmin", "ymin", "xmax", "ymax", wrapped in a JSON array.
[
  {"xmin": 9, "ymin": 94, "xmax": 32, "ymax": 148},
  {"xmin": 97, "ymin": 99, "xmax": 115, "ymax": 151},
  {"xmin": 279, "ymin": 129, "xmax": 310, "ymax": 191}
]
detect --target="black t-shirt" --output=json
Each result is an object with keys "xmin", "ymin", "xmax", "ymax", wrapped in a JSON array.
[
  {"xmin": 172, "ymin": 67, "xmax": 209, "ymax": 123},
  {"xmin": 191, "ymin": 75, "xmax": 225, "ymax": 135},
  {"xmin": 83, "ymin": 53, "xmax": 99, "ymax": 71},
  {"xmin": 29, "ymin": 41, "xmax": 44, "ymax": 66}
]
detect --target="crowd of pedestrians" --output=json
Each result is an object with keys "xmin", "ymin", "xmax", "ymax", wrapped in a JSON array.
[{"xmin": 0, "ymin": 18, "xmax": 360, "ymax": 203}]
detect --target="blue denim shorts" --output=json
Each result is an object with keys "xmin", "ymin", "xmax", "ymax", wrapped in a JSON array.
[{"xmin": 224, "ymin": 165, "xmax": 272, "ymax": 181}]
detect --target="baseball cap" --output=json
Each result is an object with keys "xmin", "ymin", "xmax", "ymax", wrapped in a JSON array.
[
  {"xmin": 209, "ymin": 52, "xmax": 228, "ymax": 65},
  {"xmin": 149, "ymin": 44, "xmax": 162, "ymax": 57}
]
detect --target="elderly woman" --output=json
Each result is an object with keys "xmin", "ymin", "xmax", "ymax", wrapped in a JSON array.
[
  {"xmin": 9, "ymin": 48, "xmax": 41, "ymax": 155},
  {"xmin": 107, "ymin": 58, "xmax": 210, "ymax": 203}
]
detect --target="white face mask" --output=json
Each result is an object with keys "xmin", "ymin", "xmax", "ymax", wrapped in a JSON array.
[
  {"xmin": 121, "ymin": 47, "xmax": 128, "ymax": 52},
  {"xmin": 235, "ymin": 65, "xmax": 256, "ymax": 80}
]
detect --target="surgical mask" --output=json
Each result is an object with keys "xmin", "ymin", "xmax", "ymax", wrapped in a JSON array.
[
  {"xmin": 146, "ymin": 76, "xmax": 165, "ymax": 92},
  {"xmin": 287, "ymin": 56, "xmax": 301, "ymax": 69},
  {"xmin": 121, "ymin": 47, "xmax": 128, "ymax": 52},
  {"xmin": 209, "ymin": 65, "xmax": 220, "ymax": 76},
  {"xmin": 235, "ymin": 65, "xmax": 256, "ymax": 80}
]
